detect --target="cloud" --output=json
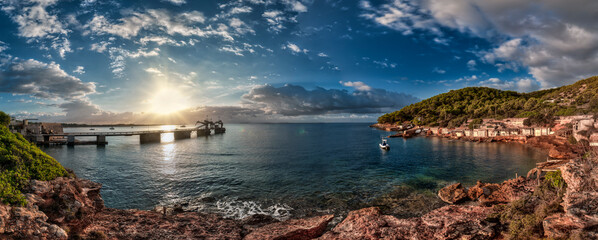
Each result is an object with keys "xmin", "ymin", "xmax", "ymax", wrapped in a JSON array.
[
  {"xmin": 241, "ymin": 84, "xmax": 418, "ymax": 116},
  {"xmin": 144, "ymin": 67, "xmax": 164, "ymax": 76},
  {"xmin": 262, "ymin": 10, "xmax": 297, "ymax": 33},
  {"xmin": 478, "ymin": 77, "xmax": 540, "ymax": 92},
  {"xmin": 283, "ymin": 0, "xmax": 308, "ymax": 12},
  {"xmin": 0, "ymin": 59, "xmax": 96, "ymax": 100},
  {"xmin": 107, "ymin": 47, "xmax": 160, "ymax": 77},
  {"xmin": 90, "ymin": 41, "xmax": 110, "ymax": 53},
  {"xmin": 317, "ymin": 52, "xmax": 328, "ymax": 57},
  {"xmin": 2, "ymin": 0, "xmax": 71, "ymax": 58},
  {"xmin": 282, "ymin": 42, "xmax": 308, "ymax": 54},
  {"xmin": 360, "ymin": 0, "xmax": 440, "ymax": 35},
  {"xmin": 467, "ymin": 60, "xmax": 476, "ymax": 71},
  {"xmin": 432, "ymin": 67, "xmax": 446, "ymax": 74},
  {"xmin": 340, "ymin": 81, "xmax": 372, "ymax": 91},
  {"xmin": 73, "ymin": 66, "xmax": 85, "ymax": 74},
  {"xmin": 4, "ymin": 0, "xmax": 67, "ymax": 38},
  {"xmin": 361, "ymin": 0, "xmax": 598, "ymax": 88},
  {"xmin": 85, "ymin": 9, "xmax": 232, "ymax": 41},
  {"xmin": 161, "ymin": 0, "xmax": 186, "ymax": 5}
]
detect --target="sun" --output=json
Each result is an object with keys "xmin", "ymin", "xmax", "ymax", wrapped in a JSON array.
[{"xmin": 146, "ymin": 87, "xmax": 189, "ymax": 114}]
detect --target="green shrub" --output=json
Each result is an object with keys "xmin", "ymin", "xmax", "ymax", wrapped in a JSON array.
[
  {"xmin": 544, "ymin": 170, "xmax": 565, "ymax": 190},
  {"xmin": 488, "ymin": 173, "xmax": 565, "ymax": 239},
  {"xmin": 568, "ymin": 135, "xmax": 578, "ymax": 145},
  {"xmin": 0, "ymin": 111, "xmax": 9, "ymax": 126},
  {"xmin": 0, "ymin": 125, "xmax": 69, "ymax": 206}
]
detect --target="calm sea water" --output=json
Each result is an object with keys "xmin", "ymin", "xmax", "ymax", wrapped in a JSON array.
[{"xmin": 41, "ymin": 123, "xmax": 546, "ymax": 219}]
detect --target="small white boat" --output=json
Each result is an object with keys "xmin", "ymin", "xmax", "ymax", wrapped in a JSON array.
[{"xmin": 379, "ymin": 139, "xmax": 390, "ymax": 150}]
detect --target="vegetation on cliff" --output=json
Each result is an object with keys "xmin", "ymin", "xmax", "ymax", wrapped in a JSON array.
[
  {"xmin": 0, "ymin": 111, "xmax": 69, "ymax": 206},
  {"xmin": 487, "ymin": 170, "xmax": 566, "ymax": 239},
  {"xmin": 378, "ymin": 76, "xmax": 598, "ymax": 127}
]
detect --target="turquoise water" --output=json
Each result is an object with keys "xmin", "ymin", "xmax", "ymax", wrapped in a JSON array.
[{"xmin": 41, "ymin": 123, "xmax": 546, "ymax": 219}]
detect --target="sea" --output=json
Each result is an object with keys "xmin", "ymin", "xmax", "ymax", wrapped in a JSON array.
[{"xmin": 41, "ymin": 123, "xmax": 546, "ymax": 220}]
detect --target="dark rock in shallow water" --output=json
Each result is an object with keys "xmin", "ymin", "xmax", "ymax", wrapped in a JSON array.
[{"xmin": 438, "ymin": 183, "xmax": 469, "ymax": 204}]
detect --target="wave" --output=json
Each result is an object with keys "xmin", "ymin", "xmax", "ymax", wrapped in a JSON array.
[
  {"xmin": 215, "ymin": 198, "xmax": 293, "ymax": 221},
  {"xmin": 165, "ymin": 193, "xmax": 293, "ymax": 221}
]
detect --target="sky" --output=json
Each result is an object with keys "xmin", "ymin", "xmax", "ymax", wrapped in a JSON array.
[{"xmin": 0, "ymin": 0, "xmax": 597, "ymax": 123}]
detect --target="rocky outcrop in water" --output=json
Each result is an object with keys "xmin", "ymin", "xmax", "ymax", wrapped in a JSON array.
[{"xmin": 437, "ymin": 183, "xmax": 468, "ymax": 204}]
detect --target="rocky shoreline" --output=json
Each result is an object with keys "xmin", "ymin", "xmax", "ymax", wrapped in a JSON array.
[
  {"xmin": 1, "ymin": 126, "xmax": 595, "ymax": 239},
  {"xmin": 4, "ymin": 155, "xmax": 596, "ymax": 240}
]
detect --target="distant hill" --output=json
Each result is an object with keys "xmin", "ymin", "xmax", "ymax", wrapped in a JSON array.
[{"xmin": 378, "ymin": 76, "xmax": 598, "ymax": 127}]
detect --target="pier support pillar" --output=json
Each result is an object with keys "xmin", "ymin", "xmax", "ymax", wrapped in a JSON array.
[
  {"xmin": 174, "ymin": 131, "xmax": 191, "ymax": 140},
  {"xmin": 43, "ymin": 136, "xmax": 50, "ymax": 146},
  {"xmin": 196, "ymin": 129, "xmax": 210, "ymax": 137},
  {"xmin": 140, "ymin": 133, "xmax": 161, "ymax": 143},
  {"xmin": 67, "ymin": 136, "xmax": 75, "ymax": 146},
  {"xmin": 214, "ymin": 128, "xmax": 226, "ymax": 134},
  {"xmin": 97, "ymin": 135, "xmax": 107, "ymax": 145}
]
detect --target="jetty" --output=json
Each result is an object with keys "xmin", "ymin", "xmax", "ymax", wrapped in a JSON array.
[{"xmin": 9, "ymin": 119, "xmax": 226, "ymax": 146}]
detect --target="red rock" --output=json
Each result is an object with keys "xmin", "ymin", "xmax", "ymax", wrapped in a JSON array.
[
  {"xmin": 438, "ymin": 183, "xmax": 469, "ymax": 204},
  {"xmin": 244, "ymin": 214, "xmax": 334, "ymax": 240},
  {"xmin": 467, "ymin": 177, "xmax": 535, "ymax": 206},
  {"xmin": 27, "ymin": 177, "xmax": 104, "ymax": 227},
  {"xmin": 543, "ymin": 213, "xmax": 585, "ymax": 239},
  {"xmin": 78, "ymin": 208, "xmax": 244, "ymax": 240},
  {"xmin": 319, "ymin": 206, "xmax": 495, "ymax": 240},
  {"xmin": 0, "ymin": 204, "xmax": 67, "ymax": 239}
]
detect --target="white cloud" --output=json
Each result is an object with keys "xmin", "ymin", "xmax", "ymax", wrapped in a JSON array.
[
  {"xmin": 262, "ymin": 10, "xmax": 297, "ymax": 33},
  {"xmin": 108, "ymin": 47, "xmax": 160, "ymax": 77},
  {"xmin": 7, "ymin": 0, "xmax": 68, "ymax": 38},
  {"xmin": 144, "ymin": 67, "xmax": 164, "ymax": 76},
  {"xmin": 360, "ymin": 0, "xmax": 440, "ymax": 35},
  {"xmin": 220, "ymin": 45, "xmax": 246, "ymax": 56},
  {"xmin": 478, "ymin": 77, "xmax": 540, "ymax": 92},
  {"xmin": 85, "ymin": 9, "xmax": 232, "ymax": 41},
  {"xmin": 283, "ymin": 42, "xmax": 308, "ymax": 54},
  {"xmin": 283, "ymin": 0, "xmax": 308, "ymax": 12},
  {"xmin": 432, "ymin": 67, "xmax": 446, "ymax": 74},
  {"xmin": 161, "ymin": 0, "xmax": 186, "ymax": 5},
  {"xmin": 467, "ymin": 60, "xmax": 476, "ymax": 71},
  {"xmin": 340, "ymin": 81, "xmax": 372, "ymax": 91},
  {"xmin": 90, "ymin": 41, "xmax": 110, "ymax": 53},
  {"xmin": 73, "ymin": 66, "xmax": 85, "ymax": 74},
  {"xmin": 317, "ymin": 52, "xmax": 328, "ymax": 57},
  {"xmin": 229, "ymin": 18, "xmax": 255, "ymax": 35}
]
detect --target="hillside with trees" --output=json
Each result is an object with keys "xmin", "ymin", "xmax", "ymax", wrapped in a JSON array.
[{"xmin": 378, "ymin": 76, "xmax": 598, "ymax": 127}]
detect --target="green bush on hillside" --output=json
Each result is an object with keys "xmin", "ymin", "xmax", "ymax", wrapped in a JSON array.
[
  {"xmin": 0, "ymin": 123, "xmax": 69, "ymax": 206},
  {"xmin": 0, "ymin": 111, "xmax": 9, "ymax": 126}
]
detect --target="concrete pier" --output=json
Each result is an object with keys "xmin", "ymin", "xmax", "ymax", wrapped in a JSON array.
[
  {"xmin": 97, "ymin": 135, "xmax": 107, "ymax": 145},
  {"xmin": 140, "ymin": 133, "xmax": 161, "ymax": 143},
  {"xmin": 67, "ymin": 136, "xmax": 75, "ymax": 146},
  {"xmin": 174, "ymin": 131, "xmax": 191, "ymax": 140}
]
